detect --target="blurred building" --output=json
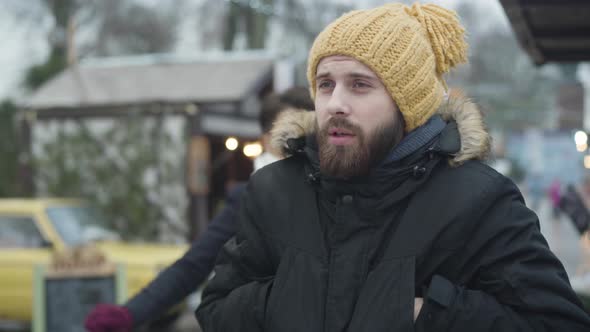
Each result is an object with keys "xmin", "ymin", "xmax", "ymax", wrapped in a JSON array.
[
  {"xmin": 505, "ymin": 129, "xmax": 584, "ymax": 187},
  {"xmin": 500, "ymin": 0, "xmax": 590, "ymax": 300},
  {"xmin": 22, "ymin": 50, "xmax": 291, "ymax": 240}
]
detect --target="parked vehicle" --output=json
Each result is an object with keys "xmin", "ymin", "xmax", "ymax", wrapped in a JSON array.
[{"xmin": 0, "ymin": 198, "xmax": 186, "ymax": 323}]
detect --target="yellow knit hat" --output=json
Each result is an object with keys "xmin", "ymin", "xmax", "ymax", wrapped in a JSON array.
[{"xmin": 307, "ymin": 2, "xmax": 468, "ymax": 132}]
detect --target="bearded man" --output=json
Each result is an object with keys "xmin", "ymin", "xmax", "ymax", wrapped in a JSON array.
[{"xmin": 196, "ymin": 2, "xmax": 590, "ymax": 331}]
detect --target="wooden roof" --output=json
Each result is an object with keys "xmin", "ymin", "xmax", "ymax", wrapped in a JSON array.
[{"xmin": 499, "ymin": 0, "xmax": 590, "ymax": 65}]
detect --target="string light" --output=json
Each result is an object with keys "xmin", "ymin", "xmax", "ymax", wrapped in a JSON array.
[
  {"xmin": 575, "ymin": 130, "xmax": 588, "ymax": 146},
  {"xmin": 225, "ymin": 137, "xmax": 239, "ymax": 151},
  {"xmin": 243, "ymin": 142, "xmax": 263, "ymax": 158}
]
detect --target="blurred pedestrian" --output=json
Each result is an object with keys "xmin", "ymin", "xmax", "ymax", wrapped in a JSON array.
[
  {"xmin": 562, "ymin": 176, "xmax": 590, "ymax": 234},
  {"xmin": 196, "ymin": 2, "xmax": 590, "ymax": 331},
  {"xmin": 560, "ymin": 182, "xmax": 590, "ymax": 235},
  {"xmin": 84, "ymin": 87, "xmax": 313, "ymax": 332},
  {"xmin": 549, "ymin": 178, "xmax": 562, "ymax": 219}
]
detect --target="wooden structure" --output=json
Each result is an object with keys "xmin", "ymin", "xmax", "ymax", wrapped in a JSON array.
[
  {"xmin": 22, "ymin": 51, "xmax": 275, "ymax": 239},
  {"xmin": 499, "ymin": 0, "xmax": 590, "ymax": 65}
]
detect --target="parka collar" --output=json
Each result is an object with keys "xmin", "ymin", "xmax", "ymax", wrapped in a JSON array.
[
  {"xmin": 270, "ymin": 95, "xmax": 491, "ymax": 167},
  {"xmin": 268, "ymin": 95, "xmax": 491, "ymax": 206}
]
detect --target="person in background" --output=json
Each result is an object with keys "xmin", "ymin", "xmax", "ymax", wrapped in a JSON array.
[
  {"xmin": 196, "ymin": 2, "xmax": 590, "ymax": 331},
  {"xmin": 559, "ymin": 181, "xmax": 590, "ymax": 235},
  {"xmin": 549, "ymin": 178, "xmax": 562, "ymax": 219},
  {"xmin": 84, "ymin": 87, "xmax": 313, "ymax": 332}
]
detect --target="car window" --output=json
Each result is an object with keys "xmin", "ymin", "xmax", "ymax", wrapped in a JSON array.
[
  {"xmin": 46, "ymin": 206, "xmax": 119, "ymax": 246},
  {"xmin": 0, "ymin": 216, "xmax": 45, "ymax": 248}
]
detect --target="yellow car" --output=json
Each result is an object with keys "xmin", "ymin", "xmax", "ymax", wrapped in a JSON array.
[{"xmin": 0, "ymin": 198, "xmax": 186, "ymax": 324}]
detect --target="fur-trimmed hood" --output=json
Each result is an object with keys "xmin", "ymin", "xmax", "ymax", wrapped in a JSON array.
[{"xmin": 270, "ymin": 96, "xmax": 490, "ymax": 166}]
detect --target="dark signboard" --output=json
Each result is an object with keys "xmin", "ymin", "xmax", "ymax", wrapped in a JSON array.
[{"xmin": 32, "ymin": 265, "xmax": 126, "ymax": 332}]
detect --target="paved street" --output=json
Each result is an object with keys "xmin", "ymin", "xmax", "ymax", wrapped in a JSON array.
[
  {"xmin": 145, "ymin": 292, "xmax": 202, "ymax": 332},
  {"xmin": 154, "ymin": 309, "xmax": 201, "ymax": 332},
  {"xmin": 530, "ymin": 196, "xmax": 590, "ymax": 297},
  {"xmin": 534, "ymin": 198, "xmax": 584, "ymax": 277}
]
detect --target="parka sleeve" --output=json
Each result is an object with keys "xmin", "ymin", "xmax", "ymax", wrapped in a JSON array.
[
  {"xmin": 195, "ymin": 181, "xmax": 275, "ymax": 332},
  {"xmin": 415, "ymin": 177, "xmax": 590, "ymax": 332},
  {"xmin": 125, "ymin": 184, "xmax": 245, "ymax": 326}
]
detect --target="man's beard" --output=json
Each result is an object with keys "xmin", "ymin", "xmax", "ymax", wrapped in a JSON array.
[{"xmin": 317, "ymin": 115, "xmax": 404, "ymax": 179}]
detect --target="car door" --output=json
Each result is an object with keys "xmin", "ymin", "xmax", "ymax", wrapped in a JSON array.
[{"xmin": 0, "ymin": 215, "xmax": 51, "ymax": 322}]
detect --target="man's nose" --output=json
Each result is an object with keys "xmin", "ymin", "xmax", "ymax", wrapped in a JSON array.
[{"xmin": 326, "ymin": 86, "xmax": 350, "ymax": 117}]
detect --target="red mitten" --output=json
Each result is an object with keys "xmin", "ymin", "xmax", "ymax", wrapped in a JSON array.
[{"xmin": 84, "ymin": 304, "xmax": 133, "ymax": 332}]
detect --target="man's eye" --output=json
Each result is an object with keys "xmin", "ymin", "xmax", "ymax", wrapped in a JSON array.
[
  {"xmin": 353, "ymin": 81, "xmax": 370, "ymax": 88},
  {"xmin": 318, "ymin": 80, "xmax": 334, "ymax": 89}
]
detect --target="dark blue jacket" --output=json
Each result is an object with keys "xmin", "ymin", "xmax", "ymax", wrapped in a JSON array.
[{"xmin": 125, "ymin": 183, "xmax": 246, "ymax": 325}]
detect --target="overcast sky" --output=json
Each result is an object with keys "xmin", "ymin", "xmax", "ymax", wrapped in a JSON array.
[
  {"xmin": 0, "ymin": 0, "xmax": 509, "ymax": 101},
  {"xmin": 0, "ymin": 2, "xmax": 50, "ymax": 100}
]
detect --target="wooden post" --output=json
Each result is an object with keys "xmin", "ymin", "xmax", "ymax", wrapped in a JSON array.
[
  {"xmin": 66, "ymin": 16, "xmax": 77, "ymax": 66},
  {"xmin": 186, "ymin": 105, "xmax": 210, "ymax": 241},
  {"xmin": 115, "ymin": 264, "xmax": 128, "ymax": 305},
  {"xmin": 32, "ymin": 265, "xmax": 46, "ymax": 332},
  {"xmin": 19, "ymin": 110, "xmax": 35, "ymax": 197}
]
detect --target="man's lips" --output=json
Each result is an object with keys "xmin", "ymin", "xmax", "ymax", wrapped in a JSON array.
[
  {"xmin": 328, "ymin": 127, "xmax": 356, "ymax": 145},
  {"xmin": 328, "ymin": 127, "xmax": 355, "ymax": 137}
]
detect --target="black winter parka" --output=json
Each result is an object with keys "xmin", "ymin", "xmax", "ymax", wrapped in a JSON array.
[{"xmin": 196, "ymin": 97, "xmax": 590, "ymax": 331}]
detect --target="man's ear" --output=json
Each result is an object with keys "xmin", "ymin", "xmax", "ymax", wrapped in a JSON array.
[
  {"xmin": 261, "ymin": 133, "xmax": 272, "ymax": 153},
  {"xmin": 394, "ymin": 109, "xmax": 406, "ymax": 141}
]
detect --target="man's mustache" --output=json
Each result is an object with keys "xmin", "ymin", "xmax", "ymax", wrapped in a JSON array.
[{"xmin": 321, "ymin": 117, "xmax": 362, "ymax": 135}]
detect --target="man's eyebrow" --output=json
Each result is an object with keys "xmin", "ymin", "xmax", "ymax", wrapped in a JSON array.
[
  {"xmin": 349, "ymin": 72, "xmax": 377, "ymax": 80},
  {"xmin": 316, "ymin": 72, "xmax": 331, "ymax": 80},
  {"xmin": 315, "ymin": 72, "xmax": 377, "ymax": 80}
]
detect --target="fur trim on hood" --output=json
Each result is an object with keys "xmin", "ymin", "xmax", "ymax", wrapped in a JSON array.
[{"xmin": 270, "ymin": 96, "xmax": 490, "ymax": 166}]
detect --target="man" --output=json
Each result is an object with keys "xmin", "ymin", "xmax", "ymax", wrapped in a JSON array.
[
  {"xmin": 196, "ymin": 3, "xmax": 590, "ymax": 331},
  {"xmin": 84, "ymin": 87, "xmax": 313, "ymax": 332}
]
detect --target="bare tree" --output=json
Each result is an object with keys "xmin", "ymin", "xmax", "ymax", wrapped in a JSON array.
[
  {"xmin": 194, "ymin": 1, "xmax": 228, "ymax": 50},
  {"xmin": 218, "ymin": 0, "xmax": 274, "ymax": 50},
  {"xmin": 194, "ymin": 0, "xmax": 352, "ymax": 51},
  {"xmin": 89, "ymin": 0, "xmax": 180, "ymax": 56},
  {"xmin": 450, "ymin": 0, "xmax": 561, "ymax": 129}
]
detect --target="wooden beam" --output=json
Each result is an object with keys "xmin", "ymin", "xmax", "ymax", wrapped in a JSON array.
[
  {"xmin": 18, "ymin": 110, "xmax": 35, "ymax": 196},
  {"xmin": 499, "ymin": 0, "xmax": 546, "ymax": 65},
  {"xmin": 31, "ymin": 102, "xmax": 258, "ymax": 121},
  {"xmin": 534, "ymin": 30, "xmax": 590, "ymax": 40},
  {"xmin": 519, "ymin": 0, "xmax": 590, "ymax": 7},
  {"xmin": 540, "ymin": 50, "xmax": 590, "ymax": 62}
]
